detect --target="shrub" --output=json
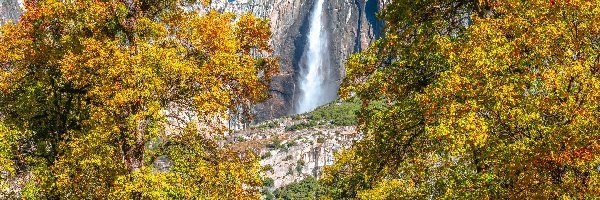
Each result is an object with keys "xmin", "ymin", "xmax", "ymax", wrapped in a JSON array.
[
  {"xmin": 261, "ymin": 151, "xmax": 272, "ymax": 159},
  {"xmin": 296, "ymin": 164, "xmax": 303, "ymax": 173},
  {"xmin": 253, "ymin": 121, "xmax": 279, "ymax": 130},
  {"xmin": 285, "ymin": 121, "xmax": 318, "ymax": 131},
  {"xmin": 262, "ymin": 165, "xmax": 274, "ymax": 173},
  {"xmin": 291, "ymin": 114, "xmax": 303, "ymax": 120},
  {"xmin": 235, "ymin": 136, "xmax": 246, "ymax": 142},
  {"xmin": 287, "ymin": 166, "xmax": 294, "ymax": 175},
  {"xmin": 287, "ymin": 141, "xmax": 298, "ymax": 148},
  {"xmin": 316, "ymin": 137, "xmax": 325, "ymax": 143},
  {"xmin": 308, "ymin": 99, "xmax": 360, "ymax": 126},
  {"xmin": 263, "ymin": 177, "xmax": 275, "ymax": 187},
  {"xmin": 266, "ymin": 138, "xmax": 285, "ymax": 150},
  {"xmin": 273, "ymin": 177, "xmax": 324, "ymax": 200}
]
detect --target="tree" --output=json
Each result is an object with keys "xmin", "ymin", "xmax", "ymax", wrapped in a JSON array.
[
  {"xmin": 273, "ymin": 177, "xmax": 324, "ymax": 200},
  {"xmin": 0, "ymin": 0, "xmax": 278, "ymax": 198},
  {"xmin": 323, "ymin": 0, "xmax": 600, "ymax": 199},
  {"xmin": 322, "ymin": 0, "xmax": 476, "ymax": 198}
]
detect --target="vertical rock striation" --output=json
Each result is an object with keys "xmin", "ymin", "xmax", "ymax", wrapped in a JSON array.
[
  {"xmin": 0, "ymin": 0, "xmax": 22, "ymax": 25},
  {"xmin": 0, "ymin": 0, "xmax": 383, "ymax": 121},
  {"xmin": 210, "ymin": 0, "xmax": 383, "ymax": 121}
]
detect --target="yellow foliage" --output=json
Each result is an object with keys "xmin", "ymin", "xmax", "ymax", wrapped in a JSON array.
[
  {"xmin": 324, "ymin": 0, "xmax": 600, "ymax": 199},
  {"xmin": 0, "ymin": 0, "xmax": 277, "ymax": 198}
]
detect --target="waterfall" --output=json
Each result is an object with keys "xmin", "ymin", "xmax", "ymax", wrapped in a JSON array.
[{"xmin": 296, "ymin": 0, "xmax": 333, "ymax": 114}]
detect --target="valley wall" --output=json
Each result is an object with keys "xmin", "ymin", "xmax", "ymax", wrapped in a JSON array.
[{"xmin": 209, "ymin": 0, "xmax": 383, "ymax": 121}]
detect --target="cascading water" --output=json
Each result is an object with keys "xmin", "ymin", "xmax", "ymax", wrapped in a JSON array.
[{"xmin": 296, "ymin": 0, "xmax": 334, "ymax": 114}]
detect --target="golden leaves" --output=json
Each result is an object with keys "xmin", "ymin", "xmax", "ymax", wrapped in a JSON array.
[
  {"xmin": 327, "ymin": 0, "xmax": 600, "ymax": 198},
  {"xmin": 235, "ymin": 13, "xmax": 272, "ymax": 53},
  {"xmin": 422, "ymin": 0, "xmax": 600, "ymax": 197},
  {"xmin": 0, "ymin": 0, "xmax": 277, "ymax": 198}
]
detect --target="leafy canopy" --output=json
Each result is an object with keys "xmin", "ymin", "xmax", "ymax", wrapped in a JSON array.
[
  {"xmin": 0, "ymin": 0, "xmax": 278, "ymax": 198},
  {"xmin": 323, "ymin": 0, "xmax": 600, "ymax": 199}
]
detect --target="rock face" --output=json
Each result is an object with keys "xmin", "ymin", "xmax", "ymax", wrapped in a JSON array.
[
  {"xmin": 226, "ymin": 115, "xmax": 361, "ymax": 188},
  {"xmin": 210, "ymin": 0, "xmax": 382, "ymax": 121},
  {"xmin": 0, "ymin": 0, "xmax": 22, "ymax": 25},
  {"xmin": 258, "ymin": 125, "xmax": 359, "ymax": 189},
  {"xmin": 0, "ymin": 0, "xmax": 372, "ymax": 190},
  {"xmin": 0, "ymin": 0, "xmax": 382, "ymax": 121}
]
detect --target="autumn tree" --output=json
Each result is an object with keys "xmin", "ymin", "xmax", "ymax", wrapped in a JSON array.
[
  {"xmin": 0, "ymin": 0, "xmax": 278, "ymax": 198},
  {"xmin": 323, "ymin": 0, "xmax": 600, "ymax": 199}
]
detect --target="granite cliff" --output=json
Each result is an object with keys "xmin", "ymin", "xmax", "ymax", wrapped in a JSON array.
[
  {"xmin": 0, "ymin": 0, "xmax": 382, "ymax": 121},
  {"xmin": 225, "ymin": 100, "xmax": 362, "ymax": 189},
  {"xmin": 0, "ymin": 0, "xmax": 21, "ymax": 25},
  {"xmin": 209, "ymin": 0, "xmax": 382, "ymax": 121}
]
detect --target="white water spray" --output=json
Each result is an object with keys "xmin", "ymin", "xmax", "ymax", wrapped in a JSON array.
[{"xmin": 296, "ymin": 0, "xmax": 334, "ymax": 114}]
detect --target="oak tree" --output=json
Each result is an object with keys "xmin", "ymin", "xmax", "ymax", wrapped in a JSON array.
[
  {"xmin": 0, "ymin": 0, "xmax": 277, "ymax": 198},
  {"xmin": 323, "ymin": 0, "xmax": 600, "ymax": 199}
]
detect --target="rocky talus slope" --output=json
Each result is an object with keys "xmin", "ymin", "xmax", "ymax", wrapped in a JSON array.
[{"xmin": 225, "ymin": 100, "xmax": 361, "ymax": 189}]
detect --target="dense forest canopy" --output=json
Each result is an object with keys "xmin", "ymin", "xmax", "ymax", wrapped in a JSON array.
[
  {"xmin": 1, "ymin": 0, "xmax": 599, "ymax": 199},
  {"xmin": 324, "ymin": 0, "xmax": 600, "ymax": 199},
  {"xmin": 0, "ymin": 0, "xmax": 277, "ymax": 198}
]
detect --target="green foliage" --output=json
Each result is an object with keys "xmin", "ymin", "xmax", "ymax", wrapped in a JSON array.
[
  {"xmin": 308, "ymin": 99, "xmax": 360, "ymax": 126},
  {"xmin": 261, "ymin": 151, "xmax": 273, "ymax": 159},
  {"xmin": 287, "ymin": 166, "xmax": 294, "ymax": 176},
  {"xmin": 273, "ymin": 177, "xmax": 324, "ymax": 200},
  {"xmin": 295, "ymin": 164, "xmax": 303, "ymax": 173},
  {"xmin": 235, "ymin": 136, "xmax": 247, "ymax": 142},
  {"xmin": 291, "ymin": 115, "xmax": 303, "ymax": 120},
  {"xmin": 264, "ymin": 177, "xmax": 275, "ymax": 188},
  {"xmin": 316, "ymin": 137, "xmax": 325, "ymax": 143},
  {"xmin": 254, "ymin": 121, "xmax": 279, "ymax": 130},
  {"xmin": 323, "ymin": 0, "xmax": 600, "ymax": 199},
  {"xmin": 267, "ymin": 138, "xmax": 286, "ymax": 150},
  {"xmin": 281, "ymin": 99, "xmax": 360, "ymax": 132},
  {"xmin": 264, "ymin": 190, "xmax": 275, "ymax": 200},
  {"xmin": 262, "ymin": 165, "xmax": 274, "ymax": 173},
  {"xmin": 286, "ymin": 141, "xmax": 298, "ymax": 148},
  {"xmin": 0, "ymin": 0, "xmax": 278, "ymax": 198},
  {"xmin": 0, "ymin": 121, "xmax": 27, "ymax": 191},
  {"xmin": 285, "ymin": 121, "xmax": 318, "ymax": 131}
]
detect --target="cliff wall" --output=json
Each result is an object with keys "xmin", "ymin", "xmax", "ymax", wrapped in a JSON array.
[
  {"xmin": 0, "ymin": 0, "xmax": 382, "ymax": 121},
  {"xmin": 210, "ymin": 0, "xmax": 382, "ymax": 121},
  {"xmin": 0, "ymin": 0, "xmax": 22, "ymax": 25}
]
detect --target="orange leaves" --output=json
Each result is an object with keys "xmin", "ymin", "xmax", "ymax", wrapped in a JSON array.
[
  {"xmin": 0, "ymin": 0, "xmax": 277, "ymax": 198},
  {"xmin": 187, "ymin": 11, "xmax": 237, "ymax": 54},
  {"xmin": 60, "ymin": 39, "xmax": 111, "ymax": 86},
  {"xmin": 235, "ymin": 13, "xmax": 272, "ymax": 54},
  {"xmin": 423, "ymin": 0, "xmax": 600, "ymax": 197},
  {"xmin": 328, "ymin": 0, "xmax": 600, "ymax": 198},
  {"xmin": 0, "ymin": 24, "xmax": 29, "ymax": 94}
]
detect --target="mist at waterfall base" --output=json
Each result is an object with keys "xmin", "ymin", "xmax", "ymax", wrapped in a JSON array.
[{"xmin": 295, "ymin": 0, "xmax": 337, "ymax": 114}]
